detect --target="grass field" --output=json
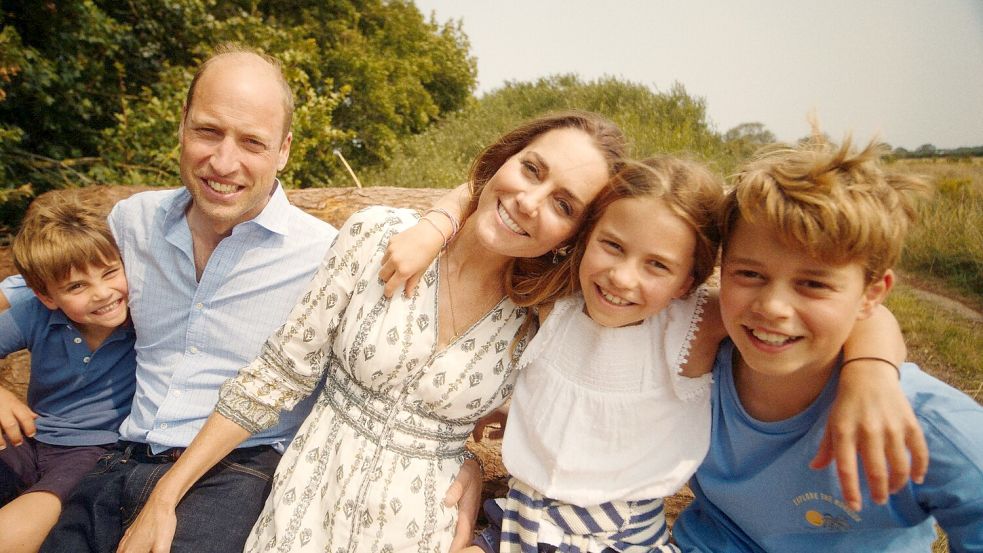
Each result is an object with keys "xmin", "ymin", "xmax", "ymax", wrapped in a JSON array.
[{"xmin": 893, "ymin": 157, "xmax": 983, "ymax": 306}]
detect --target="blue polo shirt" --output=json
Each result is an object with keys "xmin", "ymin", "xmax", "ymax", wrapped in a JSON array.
[{"xmin": 0, "ymin": 289, "xmax": 136, "ymax": 446}]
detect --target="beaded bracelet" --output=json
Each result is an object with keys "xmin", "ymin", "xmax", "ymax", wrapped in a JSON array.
[{"xmin": 840, "ymin": 356, "xmax": 901, "ymax": 379}]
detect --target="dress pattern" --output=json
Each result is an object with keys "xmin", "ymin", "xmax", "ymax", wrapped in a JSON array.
[{"xmin": 216, "ymin": 206, "xmax": 528, "ymax": 553}]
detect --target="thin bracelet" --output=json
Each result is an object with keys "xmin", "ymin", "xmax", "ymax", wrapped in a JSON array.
[
  {"xmin": 424, "ymin": 208, "xmax": 460, "ymax": 238},
  {"xmin": 462, "ymin": 448, "xmax": 484, "ymax": 474},
  {"xmin": 840, "ymin": 356, "xmax": 901, "ymax": 379},
  {"xmin": 419, "ymin": 217, "xmax": 448, "ymax": 249}
]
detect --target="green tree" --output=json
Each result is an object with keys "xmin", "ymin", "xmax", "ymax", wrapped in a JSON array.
[
  {"xmin": 722, "ymin": 121, "xmax": 777, "ymax": 161},
  {"xmin": 0, "ymin": 0, "xmax": 476, "ymax": 223},
  {"xmin": 366, "ymin": 75, "xmax": 729, "ymax": 189}
]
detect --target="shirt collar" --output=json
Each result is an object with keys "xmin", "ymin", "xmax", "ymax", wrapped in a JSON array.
[
  {"xmin": 47, "ymin": 306, "xmax": 136, "ymax": 337},
  {"xmin": 162, "ymin": 179, "xmax": 293, "ymax": 238}
]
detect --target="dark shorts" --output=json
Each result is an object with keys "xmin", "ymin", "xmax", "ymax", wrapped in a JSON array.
[{"xmin": 0, "ymin": 438, "xmax": 111, "ymax": 503}]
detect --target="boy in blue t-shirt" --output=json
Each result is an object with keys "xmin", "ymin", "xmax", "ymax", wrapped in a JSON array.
[
  {"xmin": 673, "ymin": 135, "xmax": 983, "ymax": 552},
  {"xmin": 0, "ymin": 193, "xmax": 136, "ymax": 553}
]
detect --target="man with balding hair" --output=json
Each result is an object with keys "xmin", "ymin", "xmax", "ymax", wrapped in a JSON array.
[{"xmin": 38, "ymin": 44, "xmax": 336, "ymax": 553}]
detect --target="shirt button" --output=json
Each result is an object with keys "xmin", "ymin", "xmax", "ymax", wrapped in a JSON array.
[
  {"xmin": 173, "ymin": 390, "xmax": 183, "ymax": 397},
  {"xmin": 73, "ymin": 337, "xmax": 82, "ymax": 344},
  {"xmin": 195, "ymin": 302, "xmax": 204, "ymax": 310},
  {"xmin": 189, "ymin": 346, "xmax": 199, "ymax": 354},
  {"xmin": 160, "ymin": 423, "xmax": 169, "ymax": 430},
  {"xmin": 82, "ymin": 356, "xmax": 91, "ymax": 363}
]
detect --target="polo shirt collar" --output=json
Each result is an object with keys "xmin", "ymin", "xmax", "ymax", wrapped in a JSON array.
[{"xmin": 46, "ymin": 306, "xmax": 135, "ymax": 336}]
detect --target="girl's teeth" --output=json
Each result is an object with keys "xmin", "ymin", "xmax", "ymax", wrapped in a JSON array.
[
  {"xmin": 208, "ymin": 180, "xmax": 237, "ymax": 194},
  {"xmin": 497, "ymin": 204, "xmax": 527, "ymax": 235},
  {"xmin": 751, "ymin": 328, "xmax": 792, "ymax": 345},
  {"xmin": 601, "ymin": 289, "xmax": 631, "ymax": 306}
]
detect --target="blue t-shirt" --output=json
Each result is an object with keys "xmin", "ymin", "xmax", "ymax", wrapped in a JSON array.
[
  {"xmin": 0, "ymin": 280, "xmax": 136, "ymax": 446},
  {"xmin": 673, "ymin": 340, "xmax": 983, "ymax": 553}
]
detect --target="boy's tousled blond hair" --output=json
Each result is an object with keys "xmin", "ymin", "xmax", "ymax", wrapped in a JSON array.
[
  {"xmin": 720, "ymin": 133, "xmax": 932, "ymax": 283},
  {"xmin": 12, "ymin": 193, "xmax": 121, "ymax": 295}
]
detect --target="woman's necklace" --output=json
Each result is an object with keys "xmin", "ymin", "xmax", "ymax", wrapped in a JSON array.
[{"xmin": 441, "ymin": 253, "xmax": 461, "ymax": 338}]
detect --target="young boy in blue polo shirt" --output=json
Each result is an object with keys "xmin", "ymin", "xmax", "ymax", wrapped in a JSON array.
[
  {"xmin": 672, "ymin": 135, "xmax": 983, "ymax": 552},
  {"xmin": 0, "ymin": 194, "xmax": 136, "ymax": 553}
]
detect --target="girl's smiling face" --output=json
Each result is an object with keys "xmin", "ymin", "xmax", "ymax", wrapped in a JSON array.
[{"xmin": 579, "ymin": 195, "xmax": 696, "ymax": 328}]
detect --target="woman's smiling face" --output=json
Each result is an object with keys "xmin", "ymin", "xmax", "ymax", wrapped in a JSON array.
[{"xmin": 469, "ymin": 128, "xmax": 611, "ymax": 259}]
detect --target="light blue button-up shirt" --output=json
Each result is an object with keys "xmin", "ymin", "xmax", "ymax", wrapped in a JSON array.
[{"xmin": 108, "ymin": 185, "xmax": 336, "ymax": 452}]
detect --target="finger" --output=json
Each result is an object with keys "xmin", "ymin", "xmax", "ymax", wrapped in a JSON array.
[
  {"xmin": 884, "ymin": 433, "xmax": 911, "ymax": 494},
  {"xmin": 0, "ymin": 417, "xmax": 24, "ymax": 447},
  {"xmin": 13, "ymin": 408, "xmax": 37, "ymax": 438},
  {"xmin": 858, "ymin": 430, "xmax": 889, "ymax": 507},
  {"xmin": 907, "ymin": 424, "xmax": 929, "ymax": 485},
  {"xmin": 385, "ymin": 273, "xmax": 408, "ymax": 300},
  {"xmin": 833, "ymin": 430, "xmax": 863, "ymax": 512},
  {"xmin": 809, "ymin": 427, "xmax": 835, "ymax": 470},
  {"xmin": 403, "ymin": 273, "xmax": 423, "ymax": 299},
  {"xmin": 442, "ymin": 479, "xmax": 463, "ymax": 507},
  {"xmin": 487, "ymin": 426, "xmax": 505, "ymax": 441}
]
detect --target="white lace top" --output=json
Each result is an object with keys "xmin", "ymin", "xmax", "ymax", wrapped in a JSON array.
[{"xmin": 501, "ymin": 288, "xmax": 713, "ymax": 506}]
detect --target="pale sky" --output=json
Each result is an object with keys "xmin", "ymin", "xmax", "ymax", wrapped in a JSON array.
[{"xmin": 415, "ymin": 0, "xmax": 983, "ymax": 150}]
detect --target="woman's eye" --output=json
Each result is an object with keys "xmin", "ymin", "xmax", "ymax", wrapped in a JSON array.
[
  {"xmin": 555, "ymin": 198, "xmax": 573, "ymax": 216},
  {"xmin": 521, "ymin": 160, "xmax": 540, "ymax": 178},
  {"xmin": 648, "ymin": 259, "xmax": 669, "ymax": 271}
]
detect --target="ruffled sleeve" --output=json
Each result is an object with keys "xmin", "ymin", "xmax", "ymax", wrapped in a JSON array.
[
  {"xmin": 656, "ymin": 285, "xmax": 713, "ymax": 402},
  {"xmin": 216, "ymin": 206, "xmax": 415, "ymax": 433}
]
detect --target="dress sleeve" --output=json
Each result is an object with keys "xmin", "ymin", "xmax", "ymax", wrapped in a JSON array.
[{"xmin": 216, "ymin": 206, "xmax": 405, "ymax": 433}]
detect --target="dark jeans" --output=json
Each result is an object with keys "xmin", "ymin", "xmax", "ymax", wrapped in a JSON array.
[{"xmin": 39, "ymin": 441, "xmax": 280, "ymax": 553}]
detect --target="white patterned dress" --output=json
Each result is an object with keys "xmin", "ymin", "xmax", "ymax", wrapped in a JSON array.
[{"xmin": 216, "ymin": 206, "xmax": 529, "ymax": 553}]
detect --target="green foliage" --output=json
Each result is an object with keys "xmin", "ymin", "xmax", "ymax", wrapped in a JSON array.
[
  {"xmin": 0, "ymin": 0, "xmax": 475, "ymax": 226},
  {"xmin": 365, "ymin": 75, "xmax": 730, "ymax": 188},
  {"xmin": 721, "ymin": 121, "xmax": 776, "ymax": 162},
  {"xmin": 895, "ymin": 160, "xmax": 983, "ymax": 303}
]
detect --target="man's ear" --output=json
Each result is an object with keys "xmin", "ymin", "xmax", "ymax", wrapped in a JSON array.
[
  {"xmin": 858, "ymin": 269, "xmax": 894, "ymax": 320},
  {"xmin": 277, "ymin": 131, "xmax": 293, "ymax": 172}
]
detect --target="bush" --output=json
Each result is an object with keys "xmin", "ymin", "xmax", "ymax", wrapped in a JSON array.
[{"xmin": 364, "ymin": 75, "xmax": 731, "ymax": 189}]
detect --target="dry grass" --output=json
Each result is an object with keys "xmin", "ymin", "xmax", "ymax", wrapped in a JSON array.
[{"xmin": 892, "ymin": 158, "xmax": 983, "ymax": 305}]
